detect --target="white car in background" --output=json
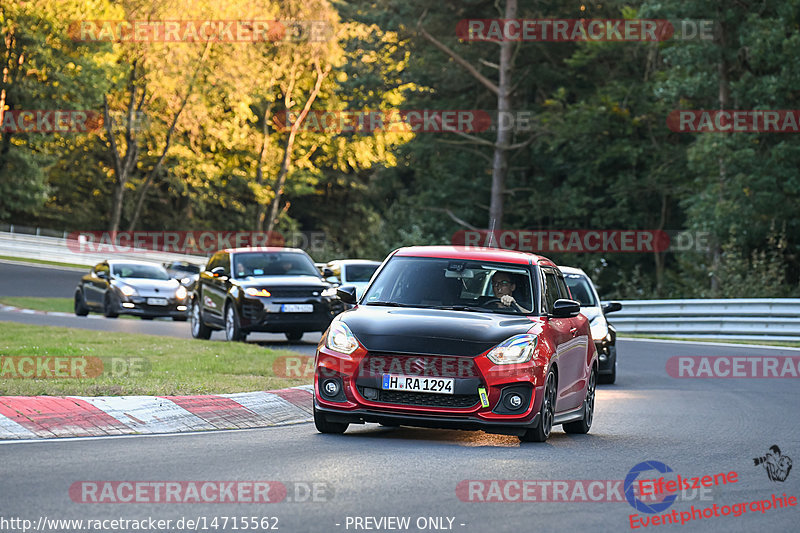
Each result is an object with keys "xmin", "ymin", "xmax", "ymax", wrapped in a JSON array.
[
  {"xmin": 324, "ymin": 259, "xmax": 381, "ymax": 299},
  {"xmin": 559, "ymin": 266, "xmax": 622, "ymax": 384}
]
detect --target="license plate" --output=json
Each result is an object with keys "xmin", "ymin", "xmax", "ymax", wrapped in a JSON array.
[
  {"xmin": 381, "ymin": 374, "xmax": 454, "ymax": 395},
  {"xmin": 146, "ymin": 297, "xmax": 168, "ymax": 306},
  {"xmin": 281, "ymin": 304, "xmax": 314, "ymax": 313}
]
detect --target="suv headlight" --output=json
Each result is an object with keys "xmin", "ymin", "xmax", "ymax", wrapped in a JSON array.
[
  {"xmin": 486, "ymin": 334, "xmax": 538, "ymax": 365},
  {"xmin": 326, "ymin": 320, "xmax": 359, "ymax": 354},
  {"xmin": 119, "ymin": 284, "xmax": 137, "ymax": 297},
  {"xmin": 175, "ymin": 285, "xmax": 187, "ymax": 300},
  {"xmin": 590, "ymin": 315, "xmax": 608, "ymax": 341},
  {"xmin": 321, "ymin": 287, "xmax": 338, "ymax": 297},
  {"xmin": 244, "ymin": 287, "xmax": 271, "ymax": 297}
]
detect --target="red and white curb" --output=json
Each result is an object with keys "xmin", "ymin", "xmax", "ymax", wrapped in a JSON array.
[{"xmin": 0, "ymin": 385, "xmax": 313, "ymax": 440}]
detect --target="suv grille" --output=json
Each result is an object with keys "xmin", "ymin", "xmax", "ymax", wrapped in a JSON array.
[
  {"xmin": 358, "ymin": 387, "xmax": 479, "ymax": 408},
  {"xmin": 268, "ymin": 288, "xmax": 319, "ymax": 298}
]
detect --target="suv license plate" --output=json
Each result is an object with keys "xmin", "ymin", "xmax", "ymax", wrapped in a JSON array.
[
  {"xmin": 381, "ymin": 374, "xmax": 454, "ymax": 395},
  {"xmin": 281, "ymin": 304, "xmax": 314, "ymax": 313},
  {"xmin": 147, "ymin": 297, "xmax": 168, "ymax": 306}
]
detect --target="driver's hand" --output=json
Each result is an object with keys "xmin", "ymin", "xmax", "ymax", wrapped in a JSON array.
[{"xmin": 500, "ymin": 295, "xmax": 515, "ymax": 307}]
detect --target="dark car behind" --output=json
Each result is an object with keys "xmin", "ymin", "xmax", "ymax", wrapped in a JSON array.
[{"xmin": 191, "ymin": 247, "xmax": 344, "ymax": 342}]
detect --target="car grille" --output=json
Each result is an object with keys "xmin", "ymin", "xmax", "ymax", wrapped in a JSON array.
[
  {"xmin": 268, "ymin": 288, "xmax": 319, "ymax": 298},
  {"xmin": 357, "ymin": 387, "xmax": 479, "ymax": 409},
  {"xmin": 359, "ymin": 353, "xmax": 480, "ymax": 378}
]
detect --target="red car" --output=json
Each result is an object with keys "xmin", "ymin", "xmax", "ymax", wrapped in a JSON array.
[{"xmin": 313, "ymin": 246, "xmax": 598, "ymax": 442}]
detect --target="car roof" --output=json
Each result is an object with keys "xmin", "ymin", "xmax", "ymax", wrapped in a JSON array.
[
  {"xmin": 105, "ymin": 259, "xmax": 166, "ymax": 267},
  {"xmin": 393, "ymin": 246, "xmax": 556, "ymax": 267},
  {"xmin": 327, "ymin": 259, "xmax": 381, "ymax": 266},
  {"xmin": 558, "ymin": 265, "xmax": 588, "ymax": 276},
  {"xmin": 222, "ymin": 247, "xmax": 308, "ymax": 254}
]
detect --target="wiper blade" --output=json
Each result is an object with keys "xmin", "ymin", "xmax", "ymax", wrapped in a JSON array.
[
  {"xmin": 433, "ymin": 305, "xmax": 488, "ymax": 312},
  {"xmin": 364, "ymin": 301, "xmax": 411, "ymax": 307}
]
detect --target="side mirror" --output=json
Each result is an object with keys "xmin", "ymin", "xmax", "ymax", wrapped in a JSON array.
[
  {"xmin": 602, "ymin": 301, "xmax": 623, "ymax": 314},
  {"xmin": 210, "ymin": 266, "xmax": 227, "ymax": 277},
  {"xmin": 337, "ymin": 285, "xmax": 358, "ymax": 305},
  {"xmin": 551, "ymin": 298, "xmax": 581, "ymax": 318},
  {"xmin": 322, "ymin": 267, "xmax": 335, "ymax": 278}
]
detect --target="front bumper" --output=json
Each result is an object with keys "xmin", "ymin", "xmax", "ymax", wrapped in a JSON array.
[
  {"xmin": 315, "ymin": 400, "xmax": 541, "ymax": 436},
  {"xmin": 239, "ymin": 296, "xmax": 344, "ymax": 333},
  {"xmin": 314, "ymin": 346, "xmax": 547, "ymax": 432},
  {"xmin": 118, "ymin": 295, "xmax": 189, "ymax": 318}
]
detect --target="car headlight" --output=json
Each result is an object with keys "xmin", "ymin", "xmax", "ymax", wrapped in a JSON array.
[
  {"xmin": 326, "ymin": 320, "xmax": 359, "ymax": 354},
  {"xmin": 244, "ymin": 288, "xmax": 271, "ymax": 297},
  {"xmin": 590, "ymin": 315, "xmax": 608, "ymax": 341},
  {"xmin": 486, "ymin": 334, "xmax": 538, "ymax": 365},
  {"xmin": 321, "ymin": 287, "xmax": 338, "ymax": 297},
  {"xmin": 119, "ymin": 284, "xmax": 137, "ymax": 297},
  {"xmin": 175, "ymin": 285, "xmax": 187, "ymax": 300}
]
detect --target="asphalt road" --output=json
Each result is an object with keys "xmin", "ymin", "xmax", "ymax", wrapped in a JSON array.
[
  {"xmin": 2, "ymin": 339, "xmax": 798, "ymax": 533},
  {"xmin": 0, "ymin": 261, "xmax": 319, "ymax": 354}
]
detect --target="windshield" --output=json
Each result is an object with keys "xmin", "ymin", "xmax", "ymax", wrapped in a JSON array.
[
  {"xmin": 112, "ymin": 264, "xmax": 171, "ymax": 280},
  {"xmin": 232, "ymin": 252, "xmax": 319, "ymax": 278},
  {"xmin": 362, "ymin": 256, "xmax": 536, "ymax": 314},
  {"xmin": 344, "ymin": 263, "xmax": 379, "ymax": 282},
  {"xmin": 564, "ymin": 274, "xmax": 598, "ymax": 307}
]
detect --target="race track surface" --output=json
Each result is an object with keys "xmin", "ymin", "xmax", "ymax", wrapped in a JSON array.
[{"xmin": 2, "ymin": 339, "xmax": 798, "ymax": 533}]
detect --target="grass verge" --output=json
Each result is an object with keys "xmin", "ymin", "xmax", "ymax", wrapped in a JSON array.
[
  {"xmin": 619, "ymin": 334, "xmax": 800, "ymax": 348},
  {"xmin": 0, "ymin": 255, "xmax": 89, "ymax": 269},
  {"xmin": 0, "ymin": 297, "xmax": 74, "ymax": 313},
  {"xmin": 0, "ymin": 322, "xmax": 309, "ymax": 396}
]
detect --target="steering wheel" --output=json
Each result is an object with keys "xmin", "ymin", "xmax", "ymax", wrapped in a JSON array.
[{"xmin": 482, "ymin": 298, "xmax": 503, "ymax": 308}]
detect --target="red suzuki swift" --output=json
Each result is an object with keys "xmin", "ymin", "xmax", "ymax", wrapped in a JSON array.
[{"xmin": 313, "ymin": 246, "xmax": 597, "ymax": 442}]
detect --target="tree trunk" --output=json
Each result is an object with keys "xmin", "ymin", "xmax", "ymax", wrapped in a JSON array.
[
  {"xmin": 488, "ymin": 0, "xmax": 517, "ymax": 231},
  {"xmin": 265, "ymin": 61, "xmax": 329, "ymax": 236},
  {"xmin": 711, "ymin": 13, "xmax": 730, "ymax": 295}
]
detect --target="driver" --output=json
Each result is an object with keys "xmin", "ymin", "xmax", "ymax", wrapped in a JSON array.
[{"xmin": 488, "ymin": 272, "xmax": 531, "ymax": 313}]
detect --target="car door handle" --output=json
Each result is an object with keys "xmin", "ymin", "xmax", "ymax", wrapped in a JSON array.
[{"xmin": 569, "ymin": 327, "xmax": 578, "ymax": 337}]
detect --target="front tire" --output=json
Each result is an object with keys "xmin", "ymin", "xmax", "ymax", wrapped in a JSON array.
[
  {"xmin": 225, "ymin": 303, "xmax": 246, "ymax": 342},
  {"xmin": 74, "ymin": 290, "xmax": 89, "ymax": 316},
  {"xmin": 314, "ymin": 404, "xmax": 348, "ymax": 434},
  {"xmin": 564, "ymin": 366, "xmax": 597, "ymax": 434},
  {"xmin": 519, "ymin": 368, "xmax": 556, "ymax": 443},
  {"xmin": 103, "ymin": 292, "xmax": 119, "ymax": 318},
  {"xmin": 191, "ymin": 299, "xmax": 212, "ymax": 339}
]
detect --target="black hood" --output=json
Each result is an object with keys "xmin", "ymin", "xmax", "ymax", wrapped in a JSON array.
[
  {"xmin": 341, "ymin": 306, "xmax": 536, "ymax": 357},
  {"xmin": 234, "ymin": 275, "xmax": 328, "ymax": 289}
]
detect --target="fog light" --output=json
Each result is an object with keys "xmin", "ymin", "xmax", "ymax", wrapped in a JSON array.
[
  {"xmin": 322, "ymin": 379, "xmax": 340, "ymax": 397},
  {"xmin": 122, "ymin": 302, "xmax": 135, "ymax": 308},
  {"xmin": 504, "ymin": 393, "xmax": 524, "ymax": 411},
  {"xmin": 177, "ymin": 305, "xmax": 187, "ymax": 311}
]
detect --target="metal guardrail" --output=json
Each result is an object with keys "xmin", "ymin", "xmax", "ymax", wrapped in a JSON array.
[
  {"xmin": 612, "ymin": 299, "xmax": 800, "ymax": 342},
  {"xmin": 0, "ymin": 230, "xmax": 206, "ymax": 267}
]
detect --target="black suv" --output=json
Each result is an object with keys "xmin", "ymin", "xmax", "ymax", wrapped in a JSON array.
[{"xmin": 191, "ymin": 247, "xmax": 344, "ymax": 342}]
